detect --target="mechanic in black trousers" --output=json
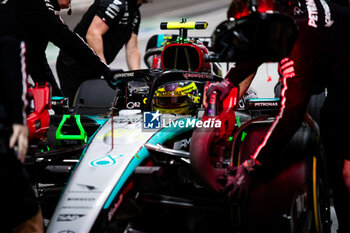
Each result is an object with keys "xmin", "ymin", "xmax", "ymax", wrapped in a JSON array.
[
  {"xmin": 56, "ymin": 0, "xmax": 150, "ymax": 105},
  {"xmin": 23, "ymin": 0, "xmax": 71, "ymax": 97},
  {"xmin": 0, "ymin": 0, "xmax": 44, "ymax": 232},
  {"xmin": 207, "ymin": 0, "xmax": 350, "ymax": 232},
  {"xmin": 14, "ymin": 0, "xmax": 119, "ymax": 101}
]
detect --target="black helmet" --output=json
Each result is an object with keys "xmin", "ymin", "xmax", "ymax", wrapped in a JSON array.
[{"xmin": 211, "ymin": 11, "xmax": 298, "ymax": 62}]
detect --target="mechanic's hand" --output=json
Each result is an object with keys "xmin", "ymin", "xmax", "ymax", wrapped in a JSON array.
[
  {"xmin": 225, "ymin": 159, "xmax": 259, "ymax": 201},
  {"xmin": 206, "ymin": 79, "xmax": 234, "ymax": 102},
  {"xmin": 9, "ymin": 124, "xmax": 29, "ymax": 163},
  {"xmin": 102, "ymin": 68, "xmax": 124, "ymax": 89}
]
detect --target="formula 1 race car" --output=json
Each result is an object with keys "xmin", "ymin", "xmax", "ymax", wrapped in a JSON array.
[
  {"xmin": 45, "ymin": 68, "xmax": 223, "ymax": 233},
  {"xmin": 27, "ymin": 20, "xmax": 224, "ymax": 219},
  {"xmin": 45, "ymin": 68, "xmax": 331, "ymax": 233},
  {"xmin": 33, "ymin": 17, "xmax": 330, "ymax": 233}
]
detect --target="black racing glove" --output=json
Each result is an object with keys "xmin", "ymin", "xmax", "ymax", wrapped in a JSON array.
[
  {"xmin": 206, "ymin": 79, "xmax": 235, "ymax": 101},
  {"xmin": 102, "ymin": 68, "xmax": 124, "ymax": 89},
  {"xmin": 225, "ymin": 159, "xmax": 260, "ymax": 201}
]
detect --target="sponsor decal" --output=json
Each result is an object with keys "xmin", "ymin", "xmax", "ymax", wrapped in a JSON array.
[
  {"xmin": 252, "ymin": 102, "xmax": 278, "ymax": 107},
  {"xmin": 57, "ymin": 214, "xmax": 85, "ymax": 222},
  {"xmin": 90, "ymin": 154, "xmax": 125, "ymax": 167},
  {"xmin": 155, "ymin": 91, "xmax": 184, "ymax": 96},
  {"xmin": 183, "ymin": 73, "xmax": 213, "ymax": 80},
  {"xmin": 105, "ymin": 0, "xmax": 122, "ymax": 19},
  {"xmin": 305, "ymin": 0, "xmax": 333, "ymax": 28},
  {"xmin": 320, "ymin": 0, "xmax": 334, "ymax": 27},
  {"xmin": 173, "ymin": 138, "xmax": 191, "ymax": 150},
  {"xmin": 90, "ymin": 155, "xmax": 117, "ymax": 167},
  {"xmin": 127, "ymin": 102, "xmax": 141, "ymax": 109},
  {"xmin": 305, "ymin": 0, "xmax": 318, "ymax": 28},
  {"xmin": 114, "ymin": 72, "xmax": 134, "ymax": 78},
  {"xmin": 112, "ymin": 118, "xmax": 141, "ymax": 124}
]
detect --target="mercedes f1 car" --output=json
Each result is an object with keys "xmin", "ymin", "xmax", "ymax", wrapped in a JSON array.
[
  {"xmin": 29, "ymin": 17, "xmax": 330, "ymax": 233},
  {"xmin": 27, "ymin": 20, "xmax": 223, "ymax": 221},
  {"xmin": 45, "ymin": 68, "xmax": 331, "ymax": 233}
]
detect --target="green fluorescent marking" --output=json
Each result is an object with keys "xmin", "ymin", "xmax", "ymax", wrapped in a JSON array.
[
  {"xmin": 241, "ymin": 132, "xmax": 247, "ymax": 142},
  {"xmin": 235, "ymin": 116, "xmax": 242, "ymax": 128},
  {"xmin": 56, "ymin": 115, "xmax": 87, "ymax": 145}
]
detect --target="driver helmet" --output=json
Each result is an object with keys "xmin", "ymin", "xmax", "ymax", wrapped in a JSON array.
[
  {"xmin": 153, "ymin": 82, "xmax": 200, "ymax": 115},
  {"xmin": 212, "ymin": 0, "xmax": 298, "ymax": 62}
]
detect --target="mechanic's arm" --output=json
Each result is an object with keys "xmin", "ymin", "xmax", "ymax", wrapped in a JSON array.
[
  {"xmin": 47, "ymin": 19, "xmax": 109, "ymax": 74},
  {"xmin": 207, "ymin": 61, "xmax": 260, "ymax": 101},
  {"xmin": 125, "ymin": 33, "xmax": 141, "ymax": 70},
  {"xmin": 237, "ymin": 72, "xmax": 256, "ymax": 98},
  {"xmin": 26, "ymin": 39, "xmax": 63, "ymax": 96},
  {"xmin": 86, "ymin": 15, "xmax": 109, "ymax": 63},
  {"xmin": 226, "ymin": 61, "xmax": 261, "ymax": 86}
]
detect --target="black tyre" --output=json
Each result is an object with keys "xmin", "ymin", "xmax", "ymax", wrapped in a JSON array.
[
  {"xmin": 190, "ymin": 127, "xmax": 227, "ymax": 192},
  {"xmin": 310, "ymin": 154, "xmax": 331, "ymax": 233}
]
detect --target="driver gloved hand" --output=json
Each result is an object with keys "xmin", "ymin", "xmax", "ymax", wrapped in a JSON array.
[
  {"xmin": 225, "ymin": 159, "xmax": 260, "ymax": 202},
  {"xmin": 206, "ymin": 79, "xmax": 234, "ymax": 101},
  {"xmin": 102, "ymin": 68, "xmax": 124, "ymax": 89}
]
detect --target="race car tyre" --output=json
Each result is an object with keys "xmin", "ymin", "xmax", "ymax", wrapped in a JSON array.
[
  {"xmin": 229, "ymin": 119, "xmax": 331, "ymax": 233},
  {"xmin": 309, "ymin": 154, "xmax": 331, "ymax": 233},
  {"xmin": 47, "ymin": 124, "xmax": 58, "ymax": 149},
  {"xmin": 308, "ymin": 91, "xmax": 326, "ymax": 125},
  {"xmin": 190, "ymin": 126, "xmax": 227, "ymax": 192}
]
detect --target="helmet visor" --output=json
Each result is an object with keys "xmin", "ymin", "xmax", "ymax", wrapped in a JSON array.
[{"xmin": 154, "ymin": 96, "xmax": 191, "ymax": 108}]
